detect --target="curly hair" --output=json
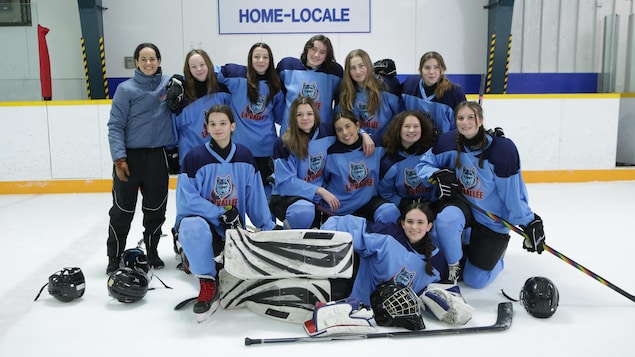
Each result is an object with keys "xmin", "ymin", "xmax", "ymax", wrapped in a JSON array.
[{"xmin": 382, "ymin": 111, "xmax": 436, "ymax": 157}]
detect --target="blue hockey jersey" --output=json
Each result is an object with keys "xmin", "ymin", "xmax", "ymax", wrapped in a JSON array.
[
  {"xmin": 172, "ymin": 89, "xmax": 231, "ymax": 165},
  {"xmin": 176, "ymin": 142, "xmax": 276, "ymax": 237},
  {"xmin": 276, "ymin": 57, "xmax": 343, "ymax": 134},
  {"xmin": 416, "ymin": 130, "xmax": 535, "ymax": 233},
  {"xmin": 217, "ymin": 64, "xmax": 285, "ymax": 158},
  {"xmin": 379, "ymin": 151, "xmax": 435, "ymax": 206},
  {"xmin": 271, "ymin": 123, "xmax": 336, "ymax": 201},
  {"xmin": 322, "ymin": 136, "xmax": 385, "ymax": 215},
  {"xmin": 338, "ymin": 74, "xmax": 405, "ymax": 139},
  {"xmin": 321, "ymin": 215, "xmax": 441, "ymax": 305},
  {"xmin": 401, "ymin": 75, "xmax": 466, "ymax": 134}
]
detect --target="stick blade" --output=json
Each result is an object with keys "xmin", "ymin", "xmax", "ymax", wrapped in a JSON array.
[{"xmin": 494, "ymin": 301, "xmax": 514, "ymax": 330}]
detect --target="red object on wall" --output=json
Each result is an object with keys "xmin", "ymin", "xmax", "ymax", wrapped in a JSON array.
[{"xmin": 38, "ymin": 24, "xmax": 52, "ymax": 100}]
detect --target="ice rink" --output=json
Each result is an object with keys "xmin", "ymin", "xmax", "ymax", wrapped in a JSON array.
[{"xmin": 0, "ymin": 180, "xmax": 633, "ymax": 356}]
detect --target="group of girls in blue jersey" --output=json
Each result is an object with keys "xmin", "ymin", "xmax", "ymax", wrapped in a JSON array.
[{"xmin": 152, "ymin": 35, "xmax": 545, "ymax": 322}]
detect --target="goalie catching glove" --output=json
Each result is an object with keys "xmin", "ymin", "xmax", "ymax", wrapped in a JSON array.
[
  {"xmin": 303, "ymin": 297, "xmax": 375, "ymax": 337},
  {"xmin": 420, "ymin": 283, "xmax": 474, "ymax": 325}
]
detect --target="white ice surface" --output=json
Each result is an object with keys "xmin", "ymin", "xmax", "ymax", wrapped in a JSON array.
[{"xmin": 0, "ymin": 181, "xmax": 633, "ymax": 356}]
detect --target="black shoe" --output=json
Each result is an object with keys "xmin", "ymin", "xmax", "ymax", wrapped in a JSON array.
[
  {"xmin": 106, "ymin": 256, "xmax": 120, "ymax": 275},
  {"xmin": 144, "ymin": 234, "xmax": 164, "ymax": 269},
  {"xmin": 148, "ymin": 255, "xmax": 165, "ymax": 270}
]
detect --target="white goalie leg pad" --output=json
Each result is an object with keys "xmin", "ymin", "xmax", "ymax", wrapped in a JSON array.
[
  {"xmin": 303, "ymin": 297, "xmax": 375, "ymax": 337},
  {"xmin": 420, "ymin": 283, "xmax": 474, "ymax": 325},
  {"xmin": 223, "ymin": 228, "xmax": 353, "ymax": 280},
  {"xmin": 218, "ymin": 269, "xmax": 333, "ymax": 324}
]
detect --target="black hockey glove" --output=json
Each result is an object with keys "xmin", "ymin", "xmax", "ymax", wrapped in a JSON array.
[
  {"xmin": 520, "ymin": 214, "xmax": 545, "ymax": 254},
  {"xmin": 373, "ymin": 58, "xmax": 397, "ymax": 77},
  {"xmin": 166, "ymin": 74, "xmax": 185, "ymax": 112},
  {"xmin": 166, "ymin": 146, "xmax": 180, "ymax": 174},
  {"xmin": 430, "ymin": 168, "xmax": 459, "ymax": 201},
  {"xmin": 487, "ymin": 127, "xmax": 505, "ymax": 138},
  {"xmin": 220, "ymin": 205, "xmax": 243, "ymax": 230}
]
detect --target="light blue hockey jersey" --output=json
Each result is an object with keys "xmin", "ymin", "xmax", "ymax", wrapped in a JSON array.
[{"xmin": 218, "ymin": 63, "xmax": 285, "ymax": 158}]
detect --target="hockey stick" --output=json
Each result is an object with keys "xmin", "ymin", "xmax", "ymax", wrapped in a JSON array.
[
  {"xmin": 244, "ymin": 301, "xmax": 512, "ymax": 345},
  {"xmin": 458, "ymin": 196, "xmax": 635, "ymax": 303}
]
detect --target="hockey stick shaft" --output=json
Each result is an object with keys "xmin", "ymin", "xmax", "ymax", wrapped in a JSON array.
[
  {"xmin": 458, "ymin": 196, "xmax": 635, "ymax": 302},
  {"xmin": 244, "ymin": 302, "xmax": 512, "ymax": 345}
]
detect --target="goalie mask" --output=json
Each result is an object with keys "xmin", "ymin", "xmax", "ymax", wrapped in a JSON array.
[
  {"xmin": 107, "ymin": 267, "xmax": 149, "ymax": 303},
  {"xmin": 370, "ymin": 280, "xmax": 425, "ymax": 330},
  {"xmin": 35, "ymin": 267, "xmax": 86, "ymax": 302},
  {"xmin": 120, "ymin": 247, "xmax": 149, "ymax": 274},
  {"xmin": 520, "ymin": 276, "xmax": 559, "ymax": 318}
]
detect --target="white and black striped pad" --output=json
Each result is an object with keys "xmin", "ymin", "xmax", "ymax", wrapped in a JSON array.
[
  {"xmin": 219, "ymin": 269, "xmax": 332, "ymax": 324},
  {"xmin": 223, "ymin": 228, "xmax": 353, "ymax": 280}
]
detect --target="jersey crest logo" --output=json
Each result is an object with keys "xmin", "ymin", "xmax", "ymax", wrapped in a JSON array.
[
  {"xmin": 300, "ymin": 81, "xmax": 319, "ymax": 100},
  {"xmin": 309, "ymin": 153, "xmax": 324, "ymax": 174},
  {"xmin": 404, "ymin": 168, "xmax": 421, "ymax": 188},
  {"xmin": 393, "ymin": 266, "xmax": 415, "ymax": 287},
  {"xmin": 349, "ymin": 161, "xmax": 368, "ymax": 183},
  {"xmin": 214, "ymin": 175, "xmax": 234, "ymax": 199},
  {"xmin": 460, "ymin": 167, "xmax": 478, "ymax": 189},
  {"xmin": 247, "ymin": 95, "xmax": 266, "ymax": 115},
  {"xmin": 356, "ymin": 101, "xmax": 372, "ymax": 121}
]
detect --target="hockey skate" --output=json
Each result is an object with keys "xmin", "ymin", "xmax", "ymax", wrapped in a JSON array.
[{"xmin": 194, "ymin": 277, "xmax": 220, "ymax": 323}]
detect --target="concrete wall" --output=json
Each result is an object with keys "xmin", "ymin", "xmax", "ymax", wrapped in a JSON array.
[
  {"xmin": 2, "ymin": 0, "xmax": 635, "ymax": 101},
  {"xmin": 2, "ymin": 94, "xmax": 634, "ymax": 194}
]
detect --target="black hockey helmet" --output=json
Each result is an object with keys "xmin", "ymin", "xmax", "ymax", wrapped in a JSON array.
[
  {"xmin": 44, "ymin": 267, "xmax": 85, "ymax": 302},
  {"xmin": 120, "ymin": 247, "xmax": 149, "ymax": 274},
  {"xmin": 370, "ymin": 280, "xmax": 425, "ymax": 330},
  {"xmin": 107, "ymin": 267, "xmax": 149, "ymax": 303},
  {"xmin": 373, "ymin": 58, "xmax": 397, "ymax": 77},
  {"xmin": 520, "ymin": 276, "xmax": 559, "ymax": 318}
]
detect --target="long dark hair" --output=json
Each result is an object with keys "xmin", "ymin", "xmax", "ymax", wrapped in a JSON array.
[
  {"xmin": 399, "ymin": 201, "xmax": 436, "ymax": 276},
  {"xmin": 282, "ymin": 96, "xmax": 321, "ymax": 160},
  {"xmin": 247, "ymin": 42, "xmax": 281, "ymax": 105},
  {"xmin": 300, "ymin": 34, "xmax": 337, "ymax": 72}
]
